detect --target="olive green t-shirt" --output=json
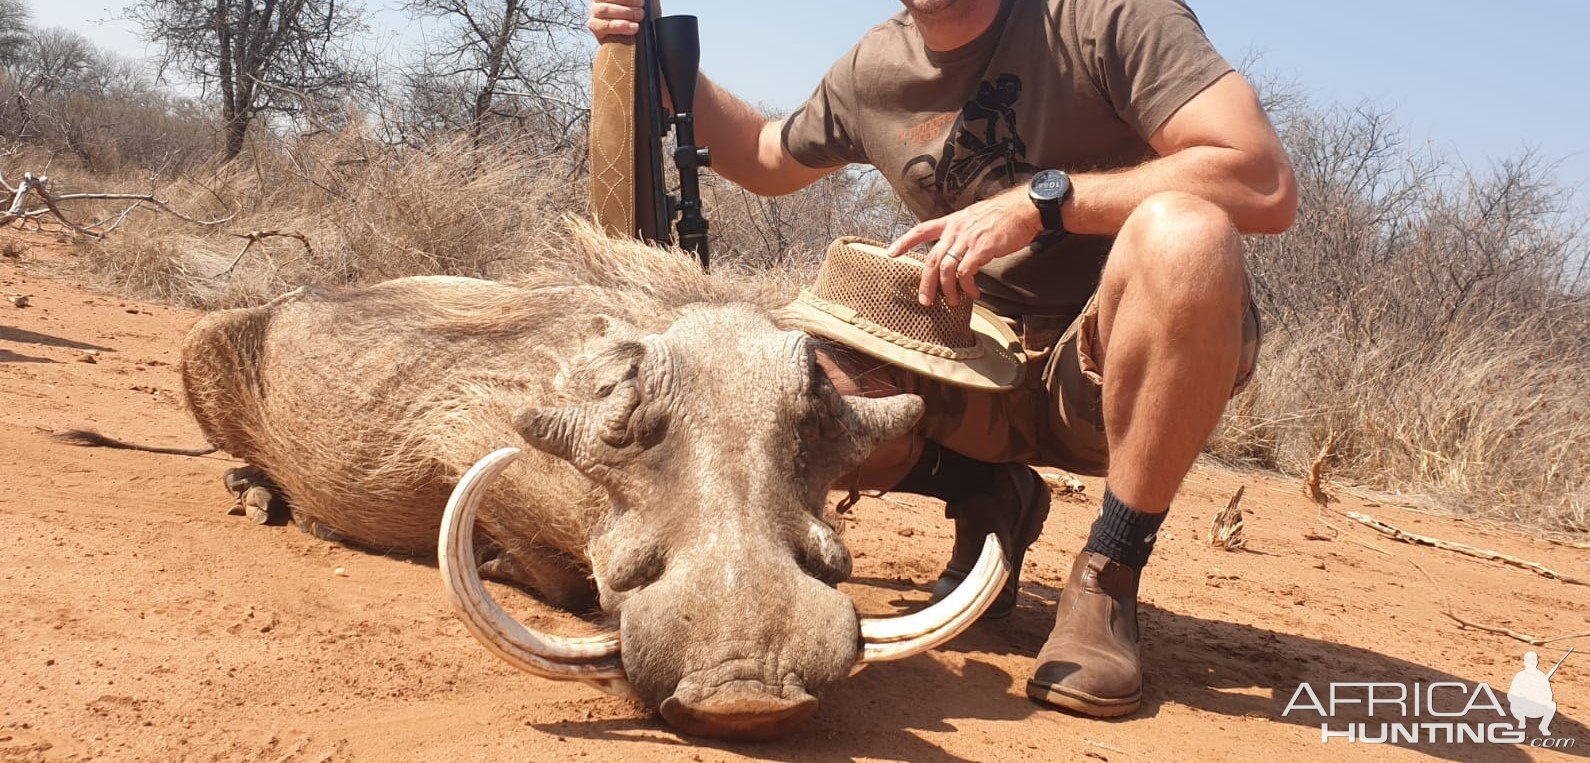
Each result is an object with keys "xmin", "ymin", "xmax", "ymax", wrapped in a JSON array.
[{"xmin": 782, "ymin": 0, "xmax": 1232, "ymax": 316}]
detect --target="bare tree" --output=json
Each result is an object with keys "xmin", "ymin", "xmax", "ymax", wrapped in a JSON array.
[
  {"xmin": 0, "ymin": 0, "xmax": 27, "ymax": 66},
  {"xmin": 11, "ymin": 28, "xmax": 95, "ymax": 95},
  {"xmin": 402, "ymin": 0, "xmax": 585, "ymax": 142},
  {"xmin": 128, "ymin": 0, "xmax": 366, "ymax": 159}
]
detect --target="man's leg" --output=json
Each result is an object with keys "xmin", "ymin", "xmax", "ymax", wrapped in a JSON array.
[{"xmin": 1029, "ymin": 191, "xmax": 1249, "ymax": 716}]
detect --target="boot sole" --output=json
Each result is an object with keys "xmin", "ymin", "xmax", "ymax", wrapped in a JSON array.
[{"xmin": 1025, "ymin": 680, "xmax": 1142, "ymax": 718}]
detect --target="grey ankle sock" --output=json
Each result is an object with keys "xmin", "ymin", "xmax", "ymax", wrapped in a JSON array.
[{"xmin": 1081, "ymin": 488, "xmax": 1166, "ymax": 569}]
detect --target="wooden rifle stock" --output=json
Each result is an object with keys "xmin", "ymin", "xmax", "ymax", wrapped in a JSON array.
[{"xmin": 588, "ymin": 2, "xmax": 710, "ymax": 267}]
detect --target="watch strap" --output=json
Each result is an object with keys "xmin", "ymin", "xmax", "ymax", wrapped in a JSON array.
[{"xmin": 1037, "ymin": 200, "xmax": 1064, "ymax": 233}]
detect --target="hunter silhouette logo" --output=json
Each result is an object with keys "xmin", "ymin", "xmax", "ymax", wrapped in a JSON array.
[{"xmin": 1508, "ymin": 649, "xmax": 1569, "ymax": 736}]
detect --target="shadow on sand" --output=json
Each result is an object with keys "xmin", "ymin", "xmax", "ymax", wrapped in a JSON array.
[
  {"xmin": 0, "ymin": 347, "xmax": 54, "ymax": 363},
  {"xmin": 205, "ymin": 488, "xmax": 1584, "ymax": 761},
  {"xmin": 536, "ymin": 580, "xmax": 1586, "ymax": 762},
  {"xmin": 0, "ymin": 325, "xmax": 114, "ymax": 353}
]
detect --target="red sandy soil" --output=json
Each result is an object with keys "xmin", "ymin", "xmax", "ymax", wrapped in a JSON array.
[{"xmin": 1, "ymin": 230, "xmax": 1586, "ymax": 762}]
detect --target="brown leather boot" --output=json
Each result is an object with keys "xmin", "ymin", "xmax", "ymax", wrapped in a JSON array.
[
  {"xmin": 928, "ymin": 463, "xmax": 1052, "ymax": 620},
  {"xmin": 1026, "ymin": 551, "xmax": 1143, "ymax": 717}
]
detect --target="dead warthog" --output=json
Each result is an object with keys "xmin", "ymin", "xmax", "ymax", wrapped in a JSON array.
[{"xmin": 58, "ymin": 224, "xmax": 1008, "ymax": 740}]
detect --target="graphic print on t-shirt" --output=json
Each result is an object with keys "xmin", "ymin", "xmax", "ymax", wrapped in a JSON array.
[{"xmin": 903, "ymin": 73, "xmax": 1039, "ymax": 215}]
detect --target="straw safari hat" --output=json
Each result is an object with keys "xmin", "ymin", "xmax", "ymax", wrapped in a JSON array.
[{"xmin": 783, "ymin": 237, "xmax": 1025, "ymax": 391}]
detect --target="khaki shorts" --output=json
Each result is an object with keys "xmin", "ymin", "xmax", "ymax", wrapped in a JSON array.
[{"xmin": 820, "ymin": 288, "xmax": 1261, "ymax": 483}]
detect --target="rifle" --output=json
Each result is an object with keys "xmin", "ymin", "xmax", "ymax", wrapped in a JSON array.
[{"xmin": 589, "ymin": 2, "xmax": 712, "ymax": 269}]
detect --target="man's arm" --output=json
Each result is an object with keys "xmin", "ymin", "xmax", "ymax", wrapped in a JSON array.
[
  {"xmin": 1064, "ymin": 73, "xmax": 1297, "ymax": 236},
  {"xmin": 587, "ymin": 0, "xmax": 837, "ymax": 197},
  {"xmin": 692, "ymin": 77, "xmax": 838, "ymax": 197},
  {"xmin": 889, "ymin": 72, "xmax": 1297, "ymax": 305}
]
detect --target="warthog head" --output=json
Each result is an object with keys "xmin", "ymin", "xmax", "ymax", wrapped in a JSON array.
[{"xmin": 439, "ymin": 304, "xmax": 1010, "ymax": 739}]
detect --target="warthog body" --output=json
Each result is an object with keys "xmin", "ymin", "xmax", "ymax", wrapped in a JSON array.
[
  {"xmin": 184, "ymin": 273, "xmax": 607, "ymax": 598},
  {"xmin": 168, "ymin": 228, "xmax": 975, "ymax": 739}
]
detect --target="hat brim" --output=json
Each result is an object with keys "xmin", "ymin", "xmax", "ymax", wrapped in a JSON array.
[{"xmin": 782, "ymin": 297, "xmax": 1026, "ymax": 391}]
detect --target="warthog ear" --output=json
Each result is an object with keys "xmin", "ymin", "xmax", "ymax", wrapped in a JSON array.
[{"xmin": 520, "ymin": 338, "xmax": 668, "ymax": 477}]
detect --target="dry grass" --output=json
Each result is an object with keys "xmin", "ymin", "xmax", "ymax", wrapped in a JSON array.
[
  {"xmin": 1215, "ymin": 324, "xmax": 1589, "ymax": 532},
  {"xmin": 73, "ymin": 128, "xmax": 879, "ymax": 309},
  {"xmin": 1208, "ymin": 102, "xmax": 1590, "ymax": 535},
  {"xmin": 80, "ymin": 132, "xmax": 586, "ymax": 308}
]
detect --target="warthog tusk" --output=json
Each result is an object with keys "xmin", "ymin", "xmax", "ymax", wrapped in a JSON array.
[
  {"xmin": 856, "ymin": 533, "xmax": 1010, "ymax": 664},
  {"xmin": 438, "ymin": 447, "xmax": 632, "ymax": 697}
]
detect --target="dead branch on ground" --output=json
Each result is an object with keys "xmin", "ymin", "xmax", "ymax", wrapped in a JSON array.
[
  {"xmin": 1409, "ymin": 559, "xmax": 1590, "ymax": 646},
  {"xmin": 1346, "ymin": 511, "xmax": 1586, "ymax": 586},
  {"xmin": 1210, "ymin": 485, "xmax": 1247, "ymax": 551},
  {"xmin": 0, "ymin": 170, "xmax": 235, "ymax": 237},
  {"xmin": 218, "ymin": 230, "xmax": 315, "ymax": 277},
  {"xmin": 1304, "ymin": 432, "xmax": 1337, "ymax": 505}
]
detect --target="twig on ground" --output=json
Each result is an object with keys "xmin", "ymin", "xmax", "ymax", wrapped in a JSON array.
[
  {"xmin": 873, "ymin": 494, "xmax": 912, "ymax": 508},
  {"xmin": 1319, "ymin": 508, "xmax": 1394, "ymax": 556},
  {"xmin": 1346, "ymin": 512, "xmax": 1586, "ymax": 586},
  {"xmin": 1210, "ymin": 485, "xmax": 1247, "ymax": 551},
  {"xmin": 29, "ymin": 179, "xmax": 103, "ymax": 237},
  {"xmin": 217, "ymin": 230, "xmax": 315, "ymax": 277},
  {"xmin": 1305, "ymin": 432, "xmax": 1337, "ymax": 505},
  {"xmin": 1, "ymin": 172, "xmax": 235, "ymax": 236},
  {"xmin": 1408, "ymin": 559, "xmax": 1590, "ymax": 646},
  {"xmin": 1084, "ymin": 739, "xmax": 1127, "ymax": 754},
  {"xmin": 49, "ymin": 191, "xmax": 236, "ymax": 228}
]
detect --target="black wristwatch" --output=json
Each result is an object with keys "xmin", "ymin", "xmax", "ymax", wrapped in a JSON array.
[{"xmin": 1028, "ymin": 169, "xmax": 1073, "ymax": 235}]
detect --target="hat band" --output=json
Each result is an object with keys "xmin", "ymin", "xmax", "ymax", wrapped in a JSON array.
[{"xmin": 797, "ymin": 290, "xmax": 986, "ymax": 361}]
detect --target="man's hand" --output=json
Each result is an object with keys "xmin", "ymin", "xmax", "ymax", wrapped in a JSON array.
[
  {"xmin": 887, "ymin": 186, "xmax": 1043, "ymax": 307},
  {"xmin": 587, "ymin": 0, "xmax": 648, "ymax": 41}
]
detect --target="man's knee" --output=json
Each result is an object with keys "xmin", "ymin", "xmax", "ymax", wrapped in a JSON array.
[
  {"xmin": 1109, "ymin": 191, "xmax": 1245, "ymax": 301},
  {"xmin": 1124, "ymin": 191, "xmax": 1240, "ymax": 250}
]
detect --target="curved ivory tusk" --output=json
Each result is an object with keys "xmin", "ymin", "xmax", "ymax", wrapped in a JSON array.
[
  {"xmin": 857, "ymin": 533, "xmax": 1010, "ymax": 663},
  {"xmin": 438, "ymin": 447, "xmax": 632, "ymax": 697}
]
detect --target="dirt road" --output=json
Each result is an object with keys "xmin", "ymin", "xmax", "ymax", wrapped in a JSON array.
[{"xmin": 1, "ymin": 234, "xmax": 1585, "ymax": 761}]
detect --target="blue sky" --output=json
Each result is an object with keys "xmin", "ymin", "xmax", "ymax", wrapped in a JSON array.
[{"xmin": 32, "ymin": 0, "xmax": 1590, "ymax": 200}]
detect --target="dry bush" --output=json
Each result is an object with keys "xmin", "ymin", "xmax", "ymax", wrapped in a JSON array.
[
  {"xmin": 1211, "ymin": 100, "xmax": 1590, "ymax": 534},
  {"xmin": 705, "ymin": 166, "xmax": 914, "ymax": 272},
  {"xmin": 0, "ymin": 30, "xmax": 216, "ymax": 176},
  {"xmin": 82, "ymin": 130, "xmax": 584, "ymax": 308}
]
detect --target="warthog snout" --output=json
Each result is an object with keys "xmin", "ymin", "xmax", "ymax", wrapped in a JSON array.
[
  {"xmin": 660, "ymin": 685, "xmax": 820, "ymax": 740},
  {"xmin": 619, "ymin": 543, "xmax": 859, "ymax": 739}
]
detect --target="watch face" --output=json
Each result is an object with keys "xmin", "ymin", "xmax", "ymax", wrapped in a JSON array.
[{"xmin": 1031, "ymin": 169, "xmax": 1070, "ymax": 202}]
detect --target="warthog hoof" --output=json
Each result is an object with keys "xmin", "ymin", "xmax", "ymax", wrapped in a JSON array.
[
  {"xmin": 241, "ymin": 486, "xmax": 277, "ymax": 525},
  {"xmin": 222, "ymin": 466, "xmax": 287, "ymax": 525}
]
